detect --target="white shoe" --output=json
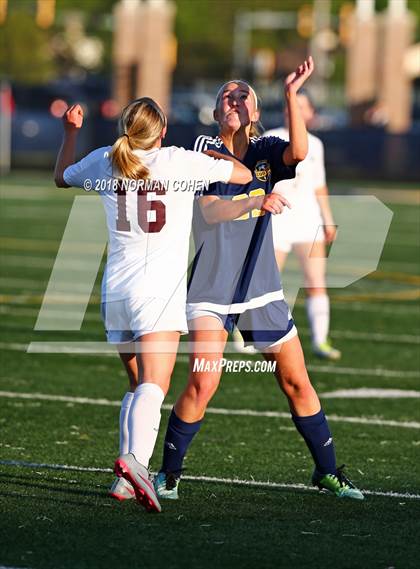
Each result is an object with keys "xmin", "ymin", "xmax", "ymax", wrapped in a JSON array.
[
  {"xmin": 109, "ymin": 476, "xmax": 135, "ymax": 502},
  {"xmin": 114, "ymin": 453, "xmax": 161, "ymax": 513}
]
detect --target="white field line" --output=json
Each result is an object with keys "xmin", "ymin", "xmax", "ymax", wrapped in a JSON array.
[
  {"xmin": 0, "ymin": 566, "xmax": 32, "ymax": 569},
  {"xmin": 321, "ymin": 388, "xmax": 420, "ymax": 399},
  {"xmin": 323, "ymin": 329, "xmax": 420, "ymax": 344},
  {"xmin": 1, "ymin": 304, "xmax": 419, "ymax": 344},
  {"xmin": 379, "ymin": 237, "xmax": 419, "ymax": 247},
  {"xmin": 0, "ymin": 192, "xmax": 60, "ymax": 201},
  {"xmin": 0, "ymin": 277, "xmax": 99, "ymax": 293},
  {"xmin": 2, "ymin": 206, "xmax": 71, "ymax": 219},
  {"xmin": 330, "ymin": 302, "xmax": 420, "ymax": 315},
  {"xmin": 0, "ymin": 306, "xmax": 101, "ymax": 322},
  {"xmin": 2, "ymin": 268, "xmax": 419, "ymax": 287},
  {"xmin": 0, "ymin": 292, "xmax": 418, "ymax": 316},
  {"xmin": 0, "ymin": 185, "xmax": 65, "ymax": 195},
  {"xmin": 1, "ymin": 341, "xmax": 419, "ymax": 380},
  {"xmin": 349, "ymin": 188, "xmax": 420, "ymax": 206},
  {"xmin": 1, "ymin": 390, "xmax": 420, "ymax": 429},
  {"xmin": 304, "ymin": 364, "xmax": 420, "ymax": 379},
  {"xmin": 1, "ymin": 459, "xmax": 419, "ymax": 501},
  {"xmin": 3, "ymin": 252, "xmax": 420, "ymax": 274},
  {"xmin": 0, "ymin": 254, "xmax": 102, "ymax": 271}
]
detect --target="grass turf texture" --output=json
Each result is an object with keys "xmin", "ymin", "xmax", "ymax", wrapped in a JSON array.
[{"xmin": 0, "ymin": 173, "xmax": 419, "ymax": 569}]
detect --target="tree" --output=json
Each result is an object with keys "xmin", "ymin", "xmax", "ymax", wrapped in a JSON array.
[{"xmin": 0, "ymin": 9, "xmax": 56, "ymax": 83}]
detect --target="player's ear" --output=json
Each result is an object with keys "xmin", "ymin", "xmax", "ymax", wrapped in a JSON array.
[
  {"xmin": 213, "ymin": 108, "xmax": 220, "ymax": 123},
  {"xmin": 161, "ymin": 125, "xmax": 167, "ymax": 140}
]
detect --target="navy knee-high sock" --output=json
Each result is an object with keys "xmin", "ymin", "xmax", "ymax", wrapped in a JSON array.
[
  {"xmin": 292, "ymin": 409, "xmax": 336, "ymax": 475},
  {"xmin": 160, "ymin": 409, "xmax": 202, "ymax": 476}
]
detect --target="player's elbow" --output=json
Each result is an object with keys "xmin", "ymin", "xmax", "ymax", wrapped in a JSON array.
[
  {"xmin": 290, "ymin": 148, "xmax": 307, "ymax": 163},
  {"xmin": 241, "ymin": 169, "xmax": 253, "ymax": 184},
  {"xmin": 54, "ymin": 175, "xmax": 70, "ymax": 188},
  {"xmin": 284, "ymin": 144, "xmax": 308, "ymax": 165},
  {"xmin": 296, "ymin": 149, "xmax": 308, "ymax": 162},
  {"xmin": 230, "ymin": 166, "xmax": 253, "ymax": 185}
]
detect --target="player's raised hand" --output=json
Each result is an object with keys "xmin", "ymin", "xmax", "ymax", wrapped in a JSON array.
[
  {"xmin": 261, "ymin": 193, "xmax": 291, "ymax": 215},
  {"xmin": 63, "ymin": 104, "xmax": 83, "ymax": 131},
  {"xmin": 284, "ymin": 56, "xmax": 314, "ymax": 95}
]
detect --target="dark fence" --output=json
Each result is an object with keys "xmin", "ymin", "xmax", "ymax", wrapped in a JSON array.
[{"xmin": 10, "ymin": 115, "xmax": 420, "ymax": 182}]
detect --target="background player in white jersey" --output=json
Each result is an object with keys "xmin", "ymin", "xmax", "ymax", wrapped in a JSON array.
[
  {"xmin": 264, "ymin": 91, "xmax": 341, "ymax": 360},
  {"xmin": 54, "ymin": 97, "xmax": 252, "ymax": 512}
]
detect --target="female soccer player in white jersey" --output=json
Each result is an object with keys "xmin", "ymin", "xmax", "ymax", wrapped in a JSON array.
[
  {"xmin": 155, "ymin": 58, "xmax": 364, "ymax": 501},
  {"xmin": 54, "ymin": 97, "xmax": 252, "ymax": 512},
  {"xmin": 264, "ymin": 91, "xmax": 341, "ymax": 360}
]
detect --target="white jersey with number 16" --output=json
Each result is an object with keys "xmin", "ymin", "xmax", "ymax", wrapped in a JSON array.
[{"xmin": 64, "ymin": 145, "xmax": 233, "ymax": 303}]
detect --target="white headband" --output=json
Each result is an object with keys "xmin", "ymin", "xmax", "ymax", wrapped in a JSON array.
[{"xmin": 216, "ymin": 80, "xmax": 258, "ymax": 110}]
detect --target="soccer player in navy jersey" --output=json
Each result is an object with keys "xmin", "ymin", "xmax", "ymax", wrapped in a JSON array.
[{"xmin": 155, "ymin": 57, "xmax": 364, "ymax": 501}]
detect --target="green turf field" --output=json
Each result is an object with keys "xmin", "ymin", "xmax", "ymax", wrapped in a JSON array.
[{"xmin": 0, "ymin": 173, "xmax": 419, "ymax": 569}]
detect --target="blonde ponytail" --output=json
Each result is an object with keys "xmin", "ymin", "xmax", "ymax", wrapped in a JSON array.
[{"xmin": 111, "ymin": 97, "xmax": 166, "ymax": 181}]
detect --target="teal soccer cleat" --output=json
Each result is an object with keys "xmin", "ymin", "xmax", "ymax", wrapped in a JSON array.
[
  {"xmin": 312, "ymin": 465, "xmax": 364, "ymax": 500},
  {"xmin": 313, "ymin": 340, "xmax": 341, "ymax": 361},
  {"xmin": 154, "ymin": 471, "xmax": 180, "ymax": 500}
]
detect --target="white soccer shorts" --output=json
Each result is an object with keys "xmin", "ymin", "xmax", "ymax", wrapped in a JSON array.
[
  {"xmin": 101, "ymin": 296, "xmax": 188, "ymax": 344},
  {"xmin": 272, "ymin": 207, "xmax": 325, "ymax": 253}
]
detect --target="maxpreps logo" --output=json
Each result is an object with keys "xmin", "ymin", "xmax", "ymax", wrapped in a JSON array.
[{"xmin": 254, "ymin": 160, "xmax": 271, "ymax": 182}]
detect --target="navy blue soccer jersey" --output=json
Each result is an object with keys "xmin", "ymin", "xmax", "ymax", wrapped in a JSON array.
[{"xmin": 187, "ymin": 134, "xmax": 296, "ymax": 314}]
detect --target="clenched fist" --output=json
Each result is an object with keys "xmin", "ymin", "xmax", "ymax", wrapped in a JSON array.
[{"xmin": 63, "ymin": 104, "xmax": 83, "ymax": 131}]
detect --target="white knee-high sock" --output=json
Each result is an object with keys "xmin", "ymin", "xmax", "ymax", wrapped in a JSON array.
[
  {"xmin": 128, "ymin": 382, "xmax": 165, "ymax": 468},
  {"xmin": 306, "ymin": 294, "xmax": 330, "ymax": 346},
  {"xmin": 119, "ymin": 392, "xmax": 134, "ymax": 455}
]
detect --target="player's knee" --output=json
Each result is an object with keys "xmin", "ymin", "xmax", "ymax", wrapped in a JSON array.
[
  {"xmin": 305, "ymin": 286, "xmax": 326, "ymax": 296},
  {"xmin": 187, "ymin": 376, "xmax": 219, "ymax": 406},
  {"xmin": 280, "ymin": 370, "xmax": 312, "ymax": 400}
]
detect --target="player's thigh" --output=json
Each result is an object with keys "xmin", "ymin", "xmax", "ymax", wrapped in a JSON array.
[
  {"xmin": 188, "ymin": 316, "xmax": 228, "ymax": 393},
  {"xmin": 136, "ymin": 331, "xmax": 180, "ymax": 394},
  {"xmin": 174, "ymin": 318, "xmax": 228, "ymax": 420},
  {"xmin": 293, "ymin": 241, "xmax": 327, "ymax": 292},
  {"xmin": 263, "ymin": 333, "xmax": 310, "ymax": 388}
]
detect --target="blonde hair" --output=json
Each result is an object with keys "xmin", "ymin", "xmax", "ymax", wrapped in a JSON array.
[
  {"xmin": 111, "ymin": 97, "xmax": 166, "ymax": 180},
  {"xmin": 215, "ymin": 80, "xmax": 263, "ymax": 137}
]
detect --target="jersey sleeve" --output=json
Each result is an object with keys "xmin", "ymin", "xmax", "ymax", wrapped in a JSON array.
[
  {"xmin": 193, "ymin": 135, "xmax": 210, "ymax": 153},
  {"xmin": 261, "ymin": 136, "xmax": 296, "ymax": 185},
  {"xmin": 187, "ymin": 151, "xmax": 233, "ymax": 184},
  {"xmin": 312, "ymin": 137, "xmax": 326, "ymax": 189},
  {"xmin": 63, "ymin": 147, "xmax": 111, "ymax": 189}
]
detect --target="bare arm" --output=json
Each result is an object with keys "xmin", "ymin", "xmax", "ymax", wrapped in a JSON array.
[
  {"xmin": 315, "ymin": 184, "xmax": 337, "ymax": 243},
  {"xmin": 282, "ymin": 57, "xmax": 314, "ymax": 166},
  {"xmin": 203, "ymin": 149, "xmax": 252, "ymax": 185},
  {"xmin": 199, "ymin": 193, "xmax": 291, "ymax": 225},
  {"xmin": 54, "ymin": 104, "xmax": 84, "ymax": 187}
]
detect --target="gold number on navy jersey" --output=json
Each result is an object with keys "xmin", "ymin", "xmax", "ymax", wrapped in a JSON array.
[
  {"xmin": 232, "ymin": 188, "xmax": 265, "ymax": 221},
  {"xmin": 116, "ymin": 181, "xmax": 166, "ymax": 233}
]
